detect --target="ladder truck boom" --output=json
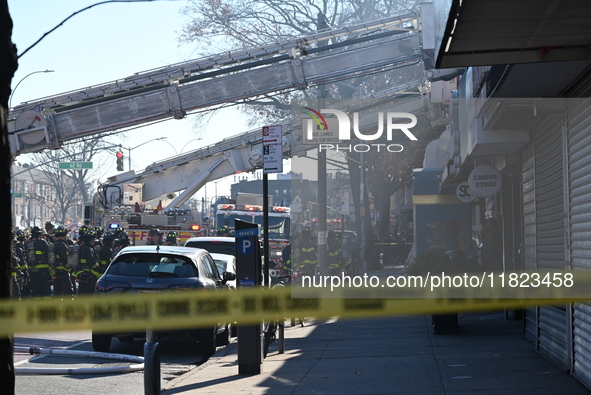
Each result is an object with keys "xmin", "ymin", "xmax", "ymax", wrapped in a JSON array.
[{"xmin": 8, "ymin": 12, "xmax": 421, "ymax": 157}]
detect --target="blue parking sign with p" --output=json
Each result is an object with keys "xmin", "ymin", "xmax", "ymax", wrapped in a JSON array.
[{"xmin": 238, "ymin": 237, "xmax": 255, "ymax": 255}]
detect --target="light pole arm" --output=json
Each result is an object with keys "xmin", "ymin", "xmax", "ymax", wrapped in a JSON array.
[{"xmin": 9, "ymin": 69, "xmax": 55, "ymax": 108}]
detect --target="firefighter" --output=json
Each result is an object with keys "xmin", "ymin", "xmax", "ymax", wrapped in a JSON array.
[
  {"xmin": 93, "ymin": 226, "xmax": 104, "ymax": 240},
  {"xmin": 165, "ymin": 231, "xmax": 178, "ymax": 246},
  {"xmin": 113, "ymin": 229, "xmax": 130, "ymax": 255},
  {"xmin": 77, "ymin": 224, "xmax": 92, "ymax": 243},
  {"xmin": 327, "ymin": 230, "xmax": 345, "ymax": 275},
  {"xmin": 147, "ymin": 228, "xmax": 164, "ymax": 245},
  {"xmin": 217, "ymin": 226, "xmax": 230, "ymax": 237},
  {"xmin": 73, "ymin": 229, "xmax": 100, "ymax": 295},
  {"xmin": 14, "ymin": 229, "xmax": 30, "ymax": 298},
  {"xmin": 52, "ymin": 226, "xmax": 74, "ymax": 299},
  {"xmin": 293, "ymin": 228, "xmax": 317, "ymax": 276},
  {"xmin": 11, "ymin": 231, "xmax": 23, "ymax": 298},
  {"xmin": 97, "ymin": 231, "xmax": 115, "ymax": 275},
  {"xmin": 45, "ymin": 221, "xmax": 55, "ymax": 236},
  {"xmin": 281, "ymin": 242, "xmax": 292, "ymax": 275},
  {"xmin": 26, "ymin": 226, "xmax": 53, "ymax": 298}
]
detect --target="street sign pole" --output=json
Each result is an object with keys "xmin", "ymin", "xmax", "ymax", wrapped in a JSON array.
[{"xmin": 262, "ymin": 125, "xmax": 283, "ymax": 288}]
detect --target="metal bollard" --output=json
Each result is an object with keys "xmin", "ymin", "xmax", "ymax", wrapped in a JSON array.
[
  {"xmin": 278, "ymin": 322, "xmax": 285, "ymax": 354},
  {"xmin": 144, "ymin": 329, "xmax": 161, "ymax": 395}
]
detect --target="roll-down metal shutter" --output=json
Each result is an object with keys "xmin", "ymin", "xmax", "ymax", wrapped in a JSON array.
[
  {"xmin": 521, "ymin": 152, "xmax": 537, "ymax": 343},
  {"xmin": 534, "ymin": 115, "xmax": 569, "ymax": 370},
  {"xmin": 568, "ymin": 85, "xmax": 591, "ymax": 388}
]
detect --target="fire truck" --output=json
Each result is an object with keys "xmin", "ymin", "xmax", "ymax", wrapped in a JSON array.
[
  {"xmin": 215, "ymin": 201, "xmax": 291, "ymax": 276},
  {"xmin": 96, "ymin": 182, "xmax": 204, "ymax": 245}
]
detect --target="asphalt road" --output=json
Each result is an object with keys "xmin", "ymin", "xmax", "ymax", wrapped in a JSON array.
[{"xmin": 14, "ymin": 330, "xmax": 217, "ymax": 395}]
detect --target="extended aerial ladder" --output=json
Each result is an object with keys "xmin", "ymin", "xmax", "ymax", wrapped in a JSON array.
[{"xmin": 8, "ymin": 11, "xmax": 423, "ymax": 157}]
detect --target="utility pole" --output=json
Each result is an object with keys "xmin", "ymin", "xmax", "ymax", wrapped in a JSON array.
[{"xmin": 316, "ymin": 12, "xmax": 329, "ymax": 275}]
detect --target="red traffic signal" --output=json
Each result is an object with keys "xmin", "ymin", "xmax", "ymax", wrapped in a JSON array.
[{"xmin": 116, "ymin": 151, "xmax": 124, "ymax": 171}]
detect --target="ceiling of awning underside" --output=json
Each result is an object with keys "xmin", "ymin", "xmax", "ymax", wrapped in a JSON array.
[{"xmin": 436, "ymin": 0, "xmax": 591, "ymax": 68}]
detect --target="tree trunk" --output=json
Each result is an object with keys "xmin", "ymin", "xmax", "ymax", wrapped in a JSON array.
[{"xmin": 0, "ymin": 1, "xmax": 18, "ymax": 393}]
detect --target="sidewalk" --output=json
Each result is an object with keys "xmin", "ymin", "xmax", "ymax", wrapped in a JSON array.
[{"xmin": 162, "ymin": 312, "xmax": 589, "ymax": 394}]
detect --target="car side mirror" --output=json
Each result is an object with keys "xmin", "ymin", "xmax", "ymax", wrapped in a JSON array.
[{"xmin": 223, "ymin": 271, "xmax": 236, "ymax": 283}]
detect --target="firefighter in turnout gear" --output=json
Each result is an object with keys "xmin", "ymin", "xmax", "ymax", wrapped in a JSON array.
[
  {"xmin": 98, "ymin": 231, "xmax": 115, "ymax": 275},
  {"xmin": 93, "ymin": 226, "xmax": 104, "ymax": 240},
  {"xmin": 14, "ymin": 230, "xmax": 30, "ymax": 298},
  {"xmin": 73, "ymin": 229, "xmax": 100, "ymax": 294},
  {"xmin": 11, "ymin": 231, "xmax": 23, "ymax": 298},
  {"xmin": 146, "ymin": 228, "xmax": 164, "ymax": 245},
  {"xmin": 327, "ymin": 231, "xmax": 345, "ymax": 275},
  {"xmin": 282, "ymin": 242, "xmax": 292, "ymax": 274},
  {"xmin": 217, "ymin": 226, "xmax": 230, "ymax": 237},
  {"xmin": 52, "ymin": 226, "xmax": 73, "ymax": 298},
  {"xmin": 113, "ymin": 230, "xmax": 130, "ymax": 255},
  {"xmin": 26, "ymin": 226, "xmax": 53, "ymax": 297},
  {"xmin": 165, "ymin": 231, "xmax": 178, "ymax": 246},
  {"xmin": 293, "ymin": 228, "xmax": 317, "ymax": 276}
]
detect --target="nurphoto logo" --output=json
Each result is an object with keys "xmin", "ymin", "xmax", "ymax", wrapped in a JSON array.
[{"xmin": 302, "ymin": 108, "xmax": 418, "ymax": 152}]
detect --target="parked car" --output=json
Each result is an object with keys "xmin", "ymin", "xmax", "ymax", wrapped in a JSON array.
[
  {"xmin": 185, "ymin": 236, "xmax": 268, "ymax": 286},
  {"xmin": 92, "ymin": 245, "xmax": 235, "ymax": 356},
  {"xmin": 209, "ymin": 253, "xmax": 237, "ymax": 290},
  {"xmin": 184, "ymin": 236, "xmax": 236, "ymax": 255}
]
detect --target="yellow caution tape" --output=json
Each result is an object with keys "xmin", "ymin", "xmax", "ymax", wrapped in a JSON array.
[{"xmin": 1, "ymin": 270, "xmax": 590, "ymax": 337}]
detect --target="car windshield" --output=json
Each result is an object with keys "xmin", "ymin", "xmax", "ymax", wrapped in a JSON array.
[{"xmin": 107, "ymin": 253, "xmax": 197, "ymax": 278}]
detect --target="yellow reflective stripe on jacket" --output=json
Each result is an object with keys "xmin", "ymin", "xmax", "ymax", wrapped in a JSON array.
[
  {"xmin": 35, "ymin": 251, "xmax": 45, "ymax": 255},
  {"xmin": 31, "ymin": 264, "xmax": 50, "ymax": 269}
]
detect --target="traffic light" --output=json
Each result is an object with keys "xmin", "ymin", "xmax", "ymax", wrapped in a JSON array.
[{"xmin": 116, "ymin": 151, "xmax": 124, "ymax": 171}]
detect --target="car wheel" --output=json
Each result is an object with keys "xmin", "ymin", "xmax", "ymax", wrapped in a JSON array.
[
  {"xmin": 199, "ymin": 327, "xmax": 216, "ymax": 357},
  {"xmin": 92, "ymin": 333, "xmax": 112, "ymax": 352},
  {"xmin": 217, "ymin": 324, "xmax": 231, "ymax": 346},
  {"xmin": 231, "ymin": 323, "xmax": 238, "ymax": 338}
]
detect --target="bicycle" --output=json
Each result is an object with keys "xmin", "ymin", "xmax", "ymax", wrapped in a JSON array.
[{"xmin": 262, "ymin": 281, "xmax": 288, "ymax": 358}]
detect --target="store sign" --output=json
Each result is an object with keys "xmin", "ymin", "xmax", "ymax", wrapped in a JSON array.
[
  {"xmin": 468, "ymin": 164, "xmax": 501, "ymax": 198},
  {"xmin": 455, "ymin": 182, "xmax": 475, "ymax": 203}
]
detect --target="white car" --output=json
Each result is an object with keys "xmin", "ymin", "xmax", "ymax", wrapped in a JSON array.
[
  {"xmin": 210, "ymin": 253, "xmax": 237, "ymax": 289},
  {"xmin": 184, "ymin": 237, "xmax": 236, "ymax": 255}
]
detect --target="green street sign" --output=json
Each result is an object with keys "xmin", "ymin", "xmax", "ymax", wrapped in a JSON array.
[
  {"xmin": 59, "ymin": 162, "xmax": 93, "ymax": 170},
  {"xmin": 12, "ymin": 193, "xmax": 22, "ymax": 198}
]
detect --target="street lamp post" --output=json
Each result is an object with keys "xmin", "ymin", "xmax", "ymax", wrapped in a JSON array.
[
  {"xmin": 180, "ymin": 138, "xmax": 203, "ymax": 154},
  {"xmin": 9, "ymin": 69, "xmax": 55, "ymax": 109},
  {"xmin": 121, "ymin": 137, "xmax": 167, "ymax": 171},
  {"xmin": 159, "ymin": 138, "xmax": 205, "ymax": 157}
]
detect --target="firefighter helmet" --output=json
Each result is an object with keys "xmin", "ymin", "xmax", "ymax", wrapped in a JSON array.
[
  {"xmin": 54, "ymin": 226, "xmax": 69, "ymax": 237},
  {"xmin": 15, "ymin": 229, "xmax": 27, "ymax": 241},
  {"xmin": 149, "ymin": 228, "xmax": 163, "ymax": 237}
]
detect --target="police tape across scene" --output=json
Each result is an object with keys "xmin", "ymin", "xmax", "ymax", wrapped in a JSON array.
[{"xmin": 1, "ymin": 271, "xmax": 591, "ymax": 337}]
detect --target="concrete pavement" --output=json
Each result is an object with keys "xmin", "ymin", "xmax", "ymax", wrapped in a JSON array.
[{"xmin": 163, "ymin": 311, "xmax": 589, "ymax": 394}]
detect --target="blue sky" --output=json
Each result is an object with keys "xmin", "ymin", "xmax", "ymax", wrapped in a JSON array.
[{"xmin": 8, "ymin": 0, "xmax": 252, "ymax": 197}]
